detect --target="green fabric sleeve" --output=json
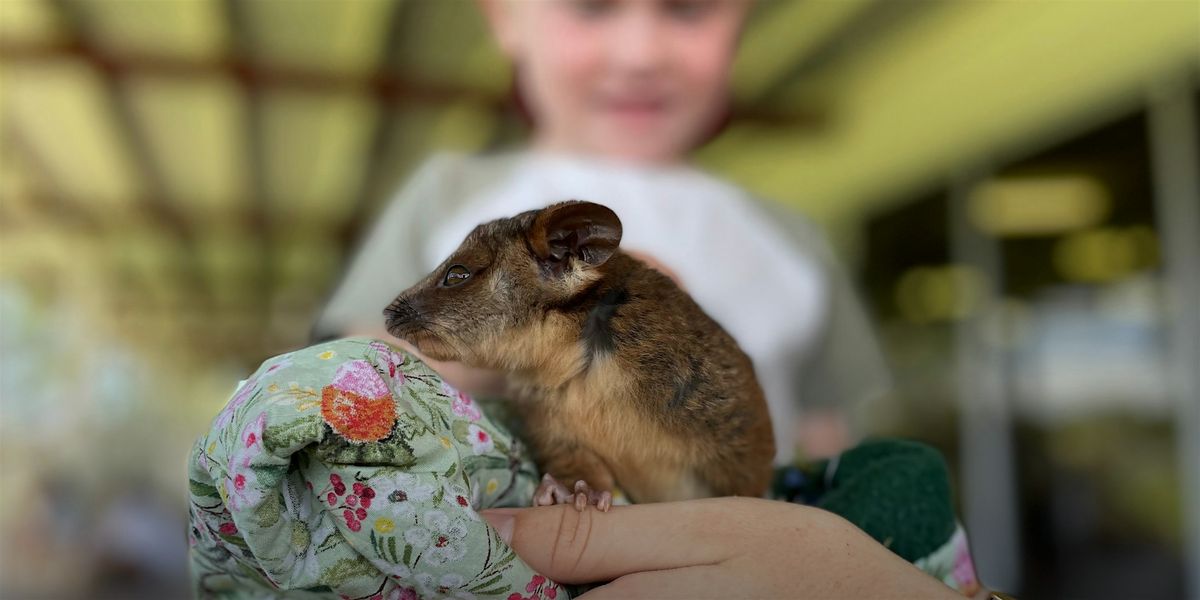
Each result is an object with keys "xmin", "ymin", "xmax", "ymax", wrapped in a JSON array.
[{"xmin": 188, "ymin": 338, "xmax": 561, "ymax": 600}]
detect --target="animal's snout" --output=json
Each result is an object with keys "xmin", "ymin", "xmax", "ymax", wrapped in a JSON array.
[{"xmin": 383, "ymin": 299, "xmax": 419, "ymax": 327}]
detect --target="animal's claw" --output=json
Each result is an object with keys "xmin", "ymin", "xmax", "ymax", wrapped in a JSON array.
[{"xmin": 532, "ymin": 474, "xmax": 612, "ymax": 512}]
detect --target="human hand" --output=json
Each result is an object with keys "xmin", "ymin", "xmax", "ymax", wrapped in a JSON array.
[
  {"xmin": 795, "ymin": 408, "xmax": 854, "ymax": 460},
  {"xmin": 481, "ymin": 497, "xmax": 962, "ymax": 599}
]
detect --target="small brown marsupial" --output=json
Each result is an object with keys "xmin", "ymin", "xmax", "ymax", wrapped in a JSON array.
[{"xmin": 384, "ymin": 201, "xmax": 774, "ymax": 509}]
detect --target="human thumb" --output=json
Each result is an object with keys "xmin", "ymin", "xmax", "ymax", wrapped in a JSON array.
[{"xmin": 481, "ymin": 508, "xmax": 517, "ymax": 545}]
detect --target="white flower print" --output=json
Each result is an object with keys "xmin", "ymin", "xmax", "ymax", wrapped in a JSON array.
[{"xmin": 466, "ymin": 424, "xmax": 494, "ymax": 455}]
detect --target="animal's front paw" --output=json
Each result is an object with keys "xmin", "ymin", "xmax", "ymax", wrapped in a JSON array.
[
  {"xmin": 533, "ymin": 474, "xmax": 612, "ymax": 512},
  {"xmin": 532, "ymin": 473, "xmax": 573, "ymax": 507}
]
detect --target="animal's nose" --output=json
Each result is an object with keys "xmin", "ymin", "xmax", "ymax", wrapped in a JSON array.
[{"xmin": 383, "ymin": 300, "xmax": 418, "ymax": 325}]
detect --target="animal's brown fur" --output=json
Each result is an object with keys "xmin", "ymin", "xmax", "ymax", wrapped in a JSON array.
[{"xmin": 384, "ymin": 201, "xmax": 774, "ymax": 502}]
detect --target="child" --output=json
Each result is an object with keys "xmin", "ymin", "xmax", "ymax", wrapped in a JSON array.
[{"xmin": 314, "ymin": 0, "xmax": 890, "ymax": 464}]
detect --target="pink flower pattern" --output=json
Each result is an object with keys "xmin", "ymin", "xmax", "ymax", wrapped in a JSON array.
[
  {"xmin": 224, "ymin": 412, "xmax": 266, "ymax": 512},
  {"xmin": 508, "ymin": 574, "xmax": 561, "ymax": 600},
  {"xmin": 331, "ymin": 360, "xmax": 391, "ymax": 398},
  {"xmin": 370, "ymin": 341, "xmax": 408, "ymax": 384},
  {"xmin": 215, "ymin": 375, "xmax": 259, "ymax": 430},
  {"xmin": 191, "ymin": 339, "xmax": 560, "ymax": 599},
  {"xmin": 385, "ymin": 587, "xmax": 418, "ymax": 600},
  {"xmin": 444, "ymin": 382, "xmax": 482, "ymax": 421},
  {"xmin": 951, "ymin": 530, "xmax": 978, "ymax": 592}
]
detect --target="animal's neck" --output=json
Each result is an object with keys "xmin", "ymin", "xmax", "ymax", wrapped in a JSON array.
[
  {"xmin": 504, "ymin": 253, "xmax": 645, "ymax": 391},
  {"xmin": 481, "ymin": 314, "xmax": 586, "ymax": 389},
  {"xmin": 512, "ymin": 303, "xmax": 628, "ymax": 391}
]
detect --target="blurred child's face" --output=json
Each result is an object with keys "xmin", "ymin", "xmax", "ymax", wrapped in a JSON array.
[{"xmin": 486, "ymin": 0, "xmax": 748, "ymax": 164}]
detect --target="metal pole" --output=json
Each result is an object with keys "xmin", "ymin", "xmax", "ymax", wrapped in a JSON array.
[
  {"xmin": 949, "ymin": 171, "xmax": 1022, "ymax": 592},
  {"xmin": 1147, "ymin": 74, "xmax": 1200, "ymax": 600}
]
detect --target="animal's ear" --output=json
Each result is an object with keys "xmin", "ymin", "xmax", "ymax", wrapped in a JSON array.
[{"xmin": 527, "ymin": 201, "xmax": 623, "ymax": 273}]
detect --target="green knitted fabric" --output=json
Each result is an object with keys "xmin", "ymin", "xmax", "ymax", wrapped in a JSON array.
[
  {"xmin": 771, "ymin": 439, "xmax": 977, "ymax": 593},
  {"xmin": 817, "ymin": 439, "xmax": 958, "ymax": 561},
  {"xmin": 773, "ymin": 439, "xmax": 961, "ymax": 562}
]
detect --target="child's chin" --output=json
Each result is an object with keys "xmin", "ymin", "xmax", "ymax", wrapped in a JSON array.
[{"xmin": 593, "ymin": 134, "xmax": 685, "ymax": 165}]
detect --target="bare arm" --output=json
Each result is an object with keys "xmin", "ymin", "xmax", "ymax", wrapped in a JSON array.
[{"xmin": 482, "ymin": 498, "xmax": 965, "ymax": 599}]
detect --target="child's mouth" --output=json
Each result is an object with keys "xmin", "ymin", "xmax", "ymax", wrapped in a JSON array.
[{"xmin": 599, "ymin": 96, "xmax": 670, "ymax": 129}]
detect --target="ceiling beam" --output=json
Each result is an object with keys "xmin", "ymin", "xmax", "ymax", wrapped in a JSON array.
[
  {"xmin": 0, "ymin": 128, "xmax": 103, "ymax": 233},
  {"xmin": 0, "ymin": 38, "xmax": 823, "ymax": 129},
  {"xmin": 340, "ymin": 0, "xmax": 421, "ymax": 255},
  {"xmin": 222, "ymin": 0, "xmax": 273, "ymax": 331},
  {"xmin": 48, "ymin": 0, "xmax": 215, "ymax": 310}
]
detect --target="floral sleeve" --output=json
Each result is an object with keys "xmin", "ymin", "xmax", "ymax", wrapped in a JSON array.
[{"xmin": 188, "ymin": 338, "xmax": 564, "ymax": 600}]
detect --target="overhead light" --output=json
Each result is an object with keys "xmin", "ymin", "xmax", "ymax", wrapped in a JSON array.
[
  {"xmin": 968, "ymin": 174, "xmax": 1110, "ymax": 237},
  {"xmin": 895, "ymin": 264, "xmax": 987, "ymax": 324},
  {"xmin": 1053, "ymin": 226, "xmax": 1159, "ymax": 283}
]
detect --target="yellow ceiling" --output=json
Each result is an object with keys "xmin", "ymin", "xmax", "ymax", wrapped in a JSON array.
[
  {"xmin": 124, "ymin": 73, "xmax": 249, "ymax": 216},
  {"xmin": 1, "ymin": 0, "xmax": 1197, "ymax": 360},
  {"xmin": 241, "ymin": 0, "xmax": 393, "ymax": 74},
  {"xmin": 260, "ymin": 87, "xmax": 378, "ymax": 222},
  {"xmin": 0, "ymin": 0, "xmax": 64, "ymax": 44},
  {"xmin": 83, "ymin": 0, "xmax": 227, "ymax": 60},
  {"xmin": 701, "ymin": 0, "xmax": 1200, "ymax": 230},
  {"xmin": 3, "ymin": 59, "xmax": 143, "ymax": 209}
]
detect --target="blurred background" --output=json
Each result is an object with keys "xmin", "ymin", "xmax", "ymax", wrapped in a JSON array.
[{"xmin": 1, "ymin": 0, "xmax": 1197, "ymax": 598}]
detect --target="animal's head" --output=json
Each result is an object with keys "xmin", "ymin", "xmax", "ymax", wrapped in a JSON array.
[{"xmin": 383, "ymin": 200, "xmax": 622, "ymax": 369}]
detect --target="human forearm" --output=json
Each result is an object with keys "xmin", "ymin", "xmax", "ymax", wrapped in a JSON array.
[{"xmin": 482, "ymin": 497, "xmax": 964, "ymax": 599}]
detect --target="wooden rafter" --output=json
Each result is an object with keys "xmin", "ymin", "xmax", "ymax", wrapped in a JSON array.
[
  {"xmin": 0, "ymin": 38, "xmax": 823, "ymax": 127},
  {"xmin": 343, "ymin": 0, "xmax": 425, "ymax": 250},
  {"xmin": 47, "ymin": 0, "xmax": 215, "ymax": 311},
  {"xmin": 221, "ymin": 0, "xmax": 272, "ymax": 333}
]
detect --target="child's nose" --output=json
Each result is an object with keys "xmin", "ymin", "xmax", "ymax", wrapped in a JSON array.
[{"xmin": 609, "ymin": 12, "xmax": 669, "ymax": 73}]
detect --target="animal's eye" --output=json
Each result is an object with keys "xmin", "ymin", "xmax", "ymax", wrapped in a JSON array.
[{"xmin": 442, "ymin": 264, "xmax": 471, "ymax": 287}]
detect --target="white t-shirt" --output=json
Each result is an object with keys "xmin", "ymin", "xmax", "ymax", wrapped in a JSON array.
[{"xmin": 316, "ymin": 151, "xmax": 890, "ymax": 463}]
